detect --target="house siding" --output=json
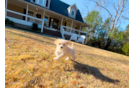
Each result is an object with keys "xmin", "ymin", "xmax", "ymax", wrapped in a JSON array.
[{"xmin": 67, "ymin": 22, "xmax": 71, "ymax": 28}]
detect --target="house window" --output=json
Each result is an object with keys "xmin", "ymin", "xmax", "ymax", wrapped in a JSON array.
[
  {"xmin": 75, "ymin": 26, "xmax": 77, "ymax": 29},
  {"xmin": 36, "ymin": 13, "xmax": 41, "ymax": 18},
  {"xmin": 38, "ymin": 0, "xmax": 44, "ymax": 5},
  {"xmin": 72, "ymin": 11, "xmax": 74, "ymax": 15},
  {"xmin": 32, "ymin": 0, "xmax": 36, "ymax": 2},
  {"xmin": 28, "ymin": 11, "xmax": 34, "ymax": 16},
  {"xmin": 46, "ymin": 0, "xmax": 49, "ymax": 7},
  {"xmin": 44, "ymin": 16, "xmax": 49, "ymax": 27},
  {"xmin": 31, "ymin": 0, "xmax": 46, "ymax": 7}
]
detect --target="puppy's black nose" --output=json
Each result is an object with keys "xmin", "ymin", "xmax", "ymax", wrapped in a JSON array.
[{"xmin": 61, "ymin": 46, "xmax": 63, "ymax": 48}]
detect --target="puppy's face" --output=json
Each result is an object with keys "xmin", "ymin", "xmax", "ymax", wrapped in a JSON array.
[{"xmin": 54, "ymin": 39, "xmax": 69, "ymax": 50}]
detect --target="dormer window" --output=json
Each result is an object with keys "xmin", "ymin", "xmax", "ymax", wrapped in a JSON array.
[
  {"xmin": 72, "ymin": 10, "xmax": 74, "ymax": 15},
  {"xmin": 67, "ymin": 4, "xmax": 78, "ymax": 19}
]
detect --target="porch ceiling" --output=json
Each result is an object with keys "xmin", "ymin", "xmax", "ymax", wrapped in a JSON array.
[{"xmin": 8, "ymin": 0, "xmax": 27, "ymax": 8}]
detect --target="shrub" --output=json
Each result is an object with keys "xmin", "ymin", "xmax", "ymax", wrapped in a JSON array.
[
  {"xmin": 5, "ymin": 18, "xmax": 10, "ymax": 24},
  {"xmin": 122, "ymin": 42, "xmax": 129, "ymax": 56},
  {"xmin": 9, "ymin": 21, "xmax": 15, "ymax": 25},
  {"xmin": 5, "ymin": 18, "xmax": 15, "ymax": 26},
  {"xmin": 32, "ymin": 23, "xmax": 38, "ymax": 31}
]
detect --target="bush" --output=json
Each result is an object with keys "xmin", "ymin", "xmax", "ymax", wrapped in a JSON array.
[
  {"xmin": 87, "ymin": 38, "xmax": 96, "ymax": 46},
  {"xmin": 5, "ymin": 18, "xmax": 14, "ymax": 26},
  {"xmin": 5, "ymin": 18, "xmax": 10, "ymax": 24},
  {"xmin": 32, "ymin": 23, "xmax": 38, "ymax": 31},
  {"xmin": 122, "ymin": 42, "xmax": 129, "ymax": 56}
]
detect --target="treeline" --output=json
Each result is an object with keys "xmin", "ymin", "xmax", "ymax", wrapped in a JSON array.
[{"xmin": 84, "ymin": 11, "xmax": 129, "ymax": 56}]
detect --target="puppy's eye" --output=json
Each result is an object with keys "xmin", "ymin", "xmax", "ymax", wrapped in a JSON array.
[
  {"xmin": 59, "ymin": 43, "xmax": 61, "ymax": 45},
  {"xmin": 63, "ymin": 44, "xmax": 65, "ymax": 46}
]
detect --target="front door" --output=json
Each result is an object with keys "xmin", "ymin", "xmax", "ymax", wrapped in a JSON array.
[{"xmin": 52, "ymin": 19, "xmax": 59, "ymax": 29}]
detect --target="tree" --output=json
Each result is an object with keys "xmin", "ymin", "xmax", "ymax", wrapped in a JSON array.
[
  {"xmin": 84, "ymin": 0, "xmax": 129, "ymax": 34},
  {"xmin": 84, "ymin": 11, "xmax": 102, "ymax": 38},
  {"xmin": 108, "ymin": 25, "xmax": 129, "ymax": 55},
  {"xmin": 83, "ymin": 0, "xmax": 129, "ymax": 49},
  {"xmin": 122, "ymin": 25, "xmax": 129, "ymax": 55},
  {"xmin": 122, "ymin": 42, "xmax": 129, "ymax": 56},
  {"xmin": 97, "ymin": 18, "xmax": 112, "ymax": 49},
  {"xmin": 98, "ymin": 18, "xmax": 112, "ymax": 39}
]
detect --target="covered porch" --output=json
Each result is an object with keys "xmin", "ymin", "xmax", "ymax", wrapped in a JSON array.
[{"xmin": 5, "ymin": 0, "xmax": 90, "ymax": 44}]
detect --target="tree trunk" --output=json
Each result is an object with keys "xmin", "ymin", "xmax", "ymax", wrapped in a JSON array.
[{"xmin": 104, "ymin": 38, "xmax": 111, "ymax": 50}]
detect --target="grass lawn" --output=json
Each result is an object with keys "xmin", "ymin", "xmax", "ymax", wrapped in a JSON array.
[{"xmin": 5, "ymin": 27, "xmax": 129, "ymax": 88}]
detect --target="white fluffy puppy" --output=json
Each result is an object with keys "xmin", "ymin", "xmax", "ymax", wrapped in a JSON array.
[{"xmin": 54, "ymin": 39, "xmax": 75, "ymax": 61}]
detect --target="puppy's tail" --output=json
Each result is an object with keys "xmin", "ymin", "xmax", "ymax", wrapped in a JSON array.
[{"xmin": 71, "ymin": 43, "xmax": 74, "ymax": 48}]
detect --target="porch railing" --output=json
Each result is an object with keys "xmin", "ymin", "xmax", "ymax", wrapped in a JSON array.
[
  {"xmin": 6, "ymin": 9, "xmax": 43, "ymax": 27},
  {"xmin": 61, "ymin": 25, "xmax": 87, "ymax": 37},
  {"xmin": 60, "ymin": 25, "xmax": 88, "ymax": 44}
]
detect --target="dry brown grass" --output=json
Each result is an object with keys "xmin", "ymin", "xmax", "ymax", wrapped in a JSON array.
[{"xmin": 5, "ymin": 27, "xmax": 129, "ymax": 88}]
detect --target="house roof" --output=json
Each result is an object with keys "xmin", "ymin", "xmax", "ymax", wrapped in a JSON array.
[{"xmin": 24, "ymin": 0, "xmax": 84, "ymax": 23}]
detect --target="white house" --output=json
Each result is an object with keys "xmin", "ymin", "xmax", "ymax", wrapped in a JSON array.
[{"xmin": 5, "ymin": 0, "xmax": 90, "ymax": 44}]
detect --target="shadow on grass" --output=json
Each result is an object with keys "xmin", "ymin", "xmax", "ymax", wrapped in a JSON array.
[
  {"xmin": 68, "ymin": 61, "xmax": 120, "ymax": 84},
  {"xmin": 76, "ymin": 49, "xmax": 128, "ymax": 65}
]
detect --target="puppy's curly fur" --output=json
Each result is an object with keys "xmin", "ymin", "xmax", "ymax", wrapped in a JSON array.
[{"xmin": 54, "ymin": 39, "xmax": 75, "ymax": 61}]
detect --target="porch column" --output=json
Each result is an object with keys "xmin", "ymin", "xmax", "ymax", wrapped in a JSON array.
[
  {"xmin": 60, "ymin": 17, "xmax": 63, "ymax": 27},
  {"xmin": 5, "ymin": 0, "xmax": 8, "ymax": 18},
  {"xmin": 60, "ymin": 17, "xmax": 65, "ymax": 39},
  {"xmin": 25, "ymin": 4, "xmax": 28, "ymax": 21},
  {"xmin": 70, "ymin": 21, "xmax": 73, "ymax": 32},
  {"xmin": 41, "ymin": 11, "xmax": 45, "ymax": 33},
  {"xmin": 47, "ymin": 16, "xmax": 50, "ymax": 27},
  {"xmin": 79, "ymin": 25, "xmax": 81, "ymax": 34},
  {"xmin": 50, "ymin": 18, "xmax": 53, "ymax": 28}
]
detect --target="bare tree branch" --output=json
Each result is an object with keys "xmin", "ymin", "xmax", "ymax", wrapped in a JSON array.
[
  {"xmin": 113, "ymin": 0, "xmax": 128, "ymax": 33},
  {"xmin": 111, "ymin": 0, "xmax": 122, "ymax": 31},
  {"xmin": 110, "ymin": 1, "xmax": 117, "ymax": 12},
  {"xmin": 123, "ymin": 7, "xmax": 129, "ymax": 12},
  {"xmin": 122, "ymin": 16, "xmax": 129, "ymax": 20},
  {"xmin": 93, "ymin": 0, "xmax": 113, "ymax": 18},
  {"xmin": 83, "ymin": 0, "xmax": 90, "ymax": 14},
  {"xmin": 84, "ymin": 0, "xmax": 129, "ymax": 34}
]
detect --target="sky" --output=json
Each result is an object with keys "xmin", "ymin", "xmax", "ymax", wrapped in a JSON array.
[{"xmin": 60, "ymin": 0, "xmax": 129, "ymax": 31}]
